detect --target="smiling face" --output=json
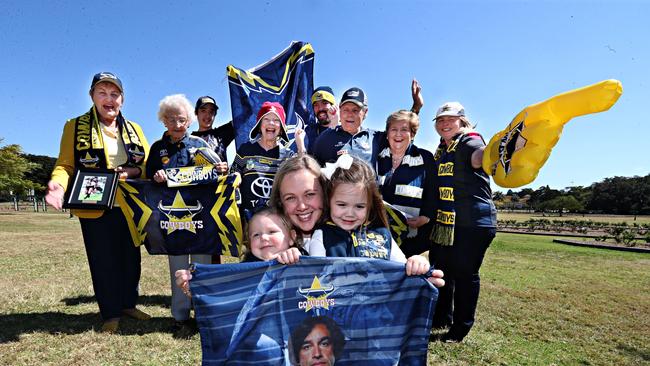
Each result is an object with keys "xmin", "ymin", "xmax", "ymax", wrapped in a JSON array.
[
  {"xmin": 387, "ymin": 119, "xmax": 413, "ymax": 154},
  {"xmin": 196, "ymin": 104, "xmax": 216, "ymax": 130},
  {"xmin": 91, "ymin": 82, "xmax": 123, "ymax": 124},
  {"xmin": 260, "ymin": 113, "xmax": 282, "ymax": 141},
  {"xmin": 299, "ymin": 324, "xmax": 335, "ymax": 366},
  {"xmin": 435, "ymin": 115, "xmax": 462, "ymax": 143},
  {"xmin": 280, "ymin": 170, "xmax": 324, "ymax": 234},
  {"xmin": 339, "ymin": 102, "xmax": 366, "ymax": 134},
  {"xmin": 163, "ymin": 107, "xmax": 191, "ymax": 142},
  {"xmin": 329, "ymin": 182, "xmax": 368, "ymax": 232},
  {"xmin": 313, "ymin": 100, "xmax": 334, "ymax": 125},
  {"xmin": 248, "ymin": 212, "xmax": 294, "ymax": 261}
]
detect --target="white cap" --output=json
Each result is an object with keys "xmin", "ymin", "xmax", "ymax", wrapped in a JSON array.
[{"xmin": 434, "ymin": 102, "xmax": 465, "ymax": 119}]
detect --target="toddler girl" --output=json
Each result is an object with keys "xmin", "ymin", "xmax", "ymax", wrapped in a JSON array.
[
  {"xmin": 310, "ymin": 155, "xmax": 434, "ymax": 276},
  {"xmin": 175, "ymin": 207, "xmax": 304, "ymax": 294}
]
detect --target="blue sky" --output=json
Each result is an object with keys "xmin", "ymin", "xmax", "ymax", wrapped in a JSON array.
[{"xmin": 1, "ymin": 1, "xmax": 648, "ymax": 191}]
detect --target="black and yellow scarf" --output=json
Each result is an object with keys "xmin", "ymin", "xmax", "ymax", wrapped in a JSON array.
[
  {"xmin": 430, "ymin": 134, "xmax": 461, "ymax": 246},
  {"xmin": 73, "ymin": 106, "xmax": 146, "ymax": 169}
]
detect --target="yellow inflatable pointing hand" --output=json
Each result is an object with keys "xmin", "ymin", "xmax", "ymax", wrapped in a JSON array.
[{"xmin": 482, "ymin": 79, "xmax": 623, "ymax": 188}]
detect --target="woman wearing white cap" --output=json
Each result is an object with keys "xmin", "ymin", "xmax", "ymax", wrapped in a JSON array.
[
  {"xmin": 429, "ymin": 101, "xmax": 497, "ymax": 343},
  {"xmin": 45, "ymin": 72, "xmax": 151, "ymax": 333}
]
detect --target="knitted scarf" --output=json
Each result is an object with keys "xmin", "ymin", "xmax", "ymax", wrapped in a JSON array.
[
  {"xmin": 430, "ymin": 134, "xmax": 461, "ymax": 246},
  {"xmin": 73, "ymin": 106, "xmax": 146, "ymax": 169}
]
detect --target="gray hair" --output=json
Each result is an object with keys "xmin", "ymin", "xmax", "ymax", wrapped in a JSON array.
[{"xmin": 157, "ymin": 94, "xmax": 196, "ymax": 124}]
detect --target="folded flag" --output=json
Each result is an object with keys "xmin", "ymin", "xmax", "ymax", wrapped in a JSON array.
[
  {"xmin": 116, "ymin": 174, "xmax": 242, "ymax": 256},
  {"xmin": 190, "ymin": 257, "xmax": 438, "ymax": 365}
]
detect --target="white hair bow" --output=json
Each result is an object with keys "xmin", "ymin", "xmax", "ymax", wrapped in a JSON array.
[{"xmin": 321, "ymin": 154, "xmax": 354, "ymax": 179}]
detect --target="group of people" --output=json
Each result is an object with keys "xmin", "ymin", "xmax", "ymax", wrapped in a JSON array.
[{"xmin": 45, "ymin": 71, "xmax": 496, "ymax": 348}]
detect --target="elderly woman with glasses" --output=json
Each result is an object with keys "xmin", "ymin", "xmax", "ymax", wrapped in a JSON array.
[{"xmin": 146, "ymin": 94, "xmax": 214, "ymax": 338}]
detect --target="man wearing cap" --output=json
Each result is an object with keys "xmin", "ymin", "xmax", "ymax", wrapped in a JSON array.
[
  {"xmin": 191, "ymin": 96, "xmax": 235, "ymax": 174},
  {"xmin": 310, "ymin": 81, "xmax": 424, "ymax": 168},
  {"xmin": 305, "ymin": 86, "xmax": 339, "ymax": 153}
]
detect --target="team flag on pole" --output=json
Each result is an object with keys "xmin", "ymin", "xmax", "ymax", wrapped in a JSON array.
[
  {"xmin": 116, "ymin": 174, "xmax": 242, "ymax": 256},
  {"xmin": 227, "ymin": 41, "xmax": 316, "ymax": 151},
  {"xmin": 190, "ymin": 257, "xmax": 438, "ymax": 365}
]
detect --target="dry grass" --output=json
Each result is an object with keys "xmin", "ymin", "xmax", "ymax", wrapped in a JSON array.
[{"xmin": 1, "ymin": 212, "xmax": 648, "ymax": 365}]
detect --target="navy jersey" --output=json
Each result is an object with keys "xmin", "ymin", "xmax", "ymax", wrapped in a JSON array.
[
  {"xmin": 309, "ymin": 222, "xmax": 407, "ymax": 262},
  {"xmin": 146, "ymin": 133, "xmax": 209, "ymax": 177},
  {"xmin": 230, "ymin": 141, "xmax": 294, "ymax": 217},
  {"xmin": 310, "ymin": 126, "xmax": 386, "ymax": 169}
]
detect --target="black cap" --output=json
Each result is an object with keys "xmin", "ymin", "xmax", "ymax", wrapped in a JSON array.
[
  {"xmin": 340, "ymin": 87, "xmax": 367, "ymax": 107},
  {"xmin": 90, "ymin": 72, "xmax": 123, "ymax": 93},
  {"xmin": 195, "ymin": 96, "xmax": 219, "ymax": 114}
]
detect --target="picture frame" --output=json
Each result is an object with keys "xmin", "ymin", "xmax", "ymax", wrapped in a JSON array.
[{"xmin": 63, "ymin": 168, "xmax": 119, "ymax": 210}]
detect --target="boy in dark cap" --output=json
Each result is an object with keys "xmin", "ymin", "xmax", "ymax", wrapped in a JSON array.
[{"xmin": 191, "ymin": 96, "xmax": 234, "ymax": 175}]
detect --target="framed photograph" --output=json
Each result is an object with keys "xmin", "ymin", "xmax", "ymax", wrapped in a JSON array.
[{"xmin": 63, "ymin": 168, "xmax": 119, "ymax": 210}]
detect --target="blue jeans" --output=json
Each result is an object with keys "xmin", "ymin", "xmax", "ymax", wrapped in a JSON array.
[{"xmin": 428, "ymin": 226, "xmax": 496, "ymax": 340}]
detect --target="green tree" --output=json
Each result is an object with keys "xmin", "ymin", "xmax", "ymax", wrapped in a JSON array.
[
  {"xmin": 538, "ymin": 195, "xmax": 584, "ymax": 216},
  {"xmin": 24, "ymin": 154, "xmax": 56, "ymax": 194},
  {"xmin": 0, "ymin": 139, "xmax": 41, "ymax": 196}
]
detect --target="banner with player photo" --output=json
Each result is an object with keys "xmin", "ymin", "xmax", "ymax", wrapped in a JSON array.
[{"xmin": 190, "ymin": 257, "xmax": 438, "ymax": 365}]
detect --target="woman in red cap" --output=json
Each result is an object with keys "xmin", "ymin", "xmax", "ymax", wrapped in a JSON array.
[{"xmin": 230, "ymin": 101, "xmax": 305, "ymax": 222}]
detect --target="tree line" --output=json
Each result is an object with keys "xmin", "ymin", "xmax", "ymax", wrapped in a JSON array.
[{"xmin": 494, "ymin": 175, "xmax": 650, "ymax": 216}]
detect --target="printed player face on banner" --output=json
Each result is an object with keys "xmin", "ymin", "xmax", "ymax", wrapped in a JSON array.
[
  {"xmin": 248, "ymin": 212, "xmax": 295, "ymax": 260},
  {"xmin": 330, "ymin": 183, "xmax": 368, "ymax": 231},
  {"xmin": 280, "ymin": 170, "xmax": 324, "ymax": 233},
  {"xmin": 91, "ymin": 82, "xmax": 123, "ymax": 122},
  {"xmin": 435, "ymin": 115, "xmax": 462, "ymax": 143},
  {"xmin": 299, "ymin": 323, "xmax": 336, "ymax": 366}
]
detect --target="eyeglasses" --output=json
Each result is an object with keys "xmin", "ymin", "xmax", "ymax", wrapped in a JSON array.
[{"xmin": 164, "ymin": 117, "xmax": 188, "ymax": 125}]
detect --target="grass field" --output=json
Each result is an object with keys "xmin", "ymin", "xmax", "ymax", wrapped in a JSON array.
[{"xmin": 1, "ymin": 212, "xmax": 648, "ymax": 365}]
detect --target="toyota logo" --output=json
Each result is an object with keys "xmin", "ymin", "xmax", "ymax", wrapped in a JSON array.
[{"xmin": 251, "ymin": 177, "xmax": 274, "ymax": 198}]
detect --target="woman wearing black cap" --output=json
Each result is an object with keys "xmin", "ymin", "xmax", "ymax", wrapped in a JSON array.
[{"xmin": 45, "ymin": 72, "xmax": 151, "ymax": 333}]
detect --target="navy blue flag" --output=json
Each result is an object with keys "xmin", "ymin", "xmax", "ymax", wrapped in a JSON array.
[
  {"xmin": 116, "ymin": 174, "xmax": 242, "ymax": 256},
  {"xmin": 227, "ymin": 41, "xmax": 316, "ymax": 152},
  {"xmin": 190, "ymin": 257, "xmax": 438, "ymax": 365}
]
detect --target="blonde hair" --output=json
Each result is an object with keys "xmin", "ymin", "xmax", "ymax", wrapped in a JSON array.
[
  {"xmin": 157, "ymin": 94, "xmax": 196, "ymax": 124},
  {"xmin": 385, "ymin": 110, "xmax": 420, "ymax": 136}
]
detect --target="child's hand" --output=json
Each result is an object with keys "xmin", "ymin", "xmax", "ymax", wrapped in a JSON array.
[
  {"xmin": 405, "ymin": 256, "xmax": 446, "ymax": 288},
  {"xmin": 275, "ymin": 247, "xmax": 302, "ymax": 265},
  {"xmin": 405, "ymin": 255, "xmax": 430, "ymax": 276},
  {"xmin": 427, "ymin": 269, "xmax": 445, "ymax": 288},
  {"xmin": 175, "ymin": 269, "xmax": 192, "ymax": 297}
]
